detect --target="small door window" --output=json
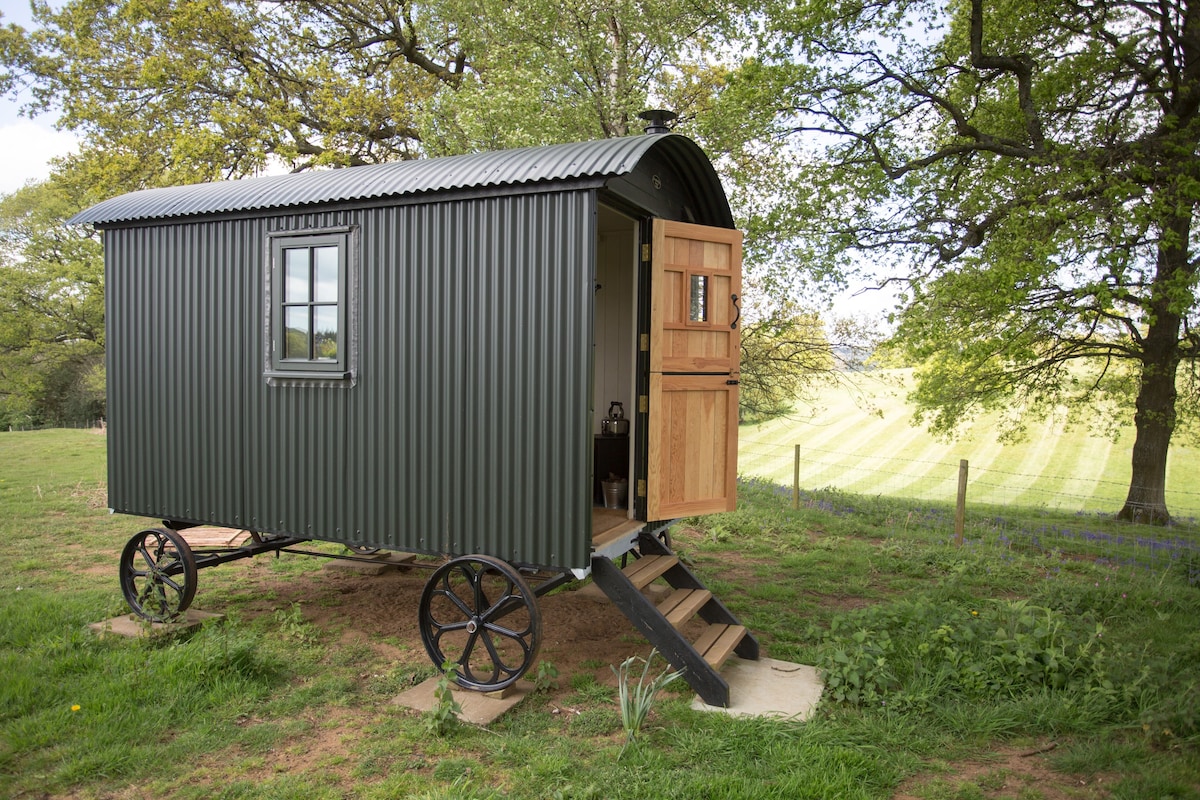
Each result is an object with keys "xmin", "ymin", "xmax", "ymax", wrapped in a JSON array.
[{"xmin": 689, "ymin": 274, "xmax": 709, "ymax": 323}]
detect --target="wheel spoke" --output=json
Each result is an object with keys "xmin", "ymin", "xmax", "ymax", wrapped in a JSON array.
[
  {"xmin": 437, "ymin": 582, "xmax": 475, "ymax": 620},
  {"xmin": 476, "ymin": 631, "xmax": 504, "ymax": 683},
  {"xmin": 477, "ymin": 580, "xmax": 518, "ymax": 621},
  {"xmin": 482, "ymin": 624, "xmax": 527, "ymax": 668},
  {"xmin": 137, "ymin": 582, "xmax": 157, "ymax": 606},
  {"xmin": 157, "ymin": 573, "xmax": 184, "ymax": 594},
  {"xmin": 153, "ymin": 585, "xmax": 171, "ymax": 614},
  {"xmin": 482, "ymin": 620, "xmax": 530, "ymax": 644},
  {"xmin": 460, "ymin": 626, "xmax": 483, "ymax": 667},
  {"xmin": 469, "ymin": 567, "xmax": 492, "ymax": 615},
  {"xmin": 136, "ymin": 542, "xmax": 157, "ymax": 571}
]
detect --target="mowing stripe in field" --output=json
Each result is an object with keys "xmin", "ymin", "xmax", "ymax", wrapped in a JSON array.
[
  {"xmin": 839, "ymin": 429, "xmax": 958, "ymax": 499},
  {"xmin": 797, "ymin": 411, "xmax": 927, "ymax": 492},
  {"xmin": 965, "ymin": 415, "xmax": 1061, "ymax": 507},
  {"xmin": 740, "ymin": 370, "xmax": 1200, "ymax": 518}
]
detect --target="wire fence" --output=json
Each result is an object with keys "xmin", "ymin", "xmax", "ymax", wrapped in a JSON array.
[
  {"xmin": 739, "ymin": 438, "xmax": 1200, "ymax": 583},
  {"xmin": 2, "ymin": 419, "xmax": 106, "ymax": 433}
]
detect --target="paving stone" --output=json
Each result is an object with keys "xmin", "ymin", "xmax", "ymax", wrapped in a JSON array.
[
  {"xmin": 691, "ymin": 656, "xmax": 824, "ymax": 720},
  {"xmin": 392, "ymin": 677, "xmax": 528, "ymax": 726},
  {"xmin": 88, "ymin": 610, "xmax": 223, "ymax": 639}
]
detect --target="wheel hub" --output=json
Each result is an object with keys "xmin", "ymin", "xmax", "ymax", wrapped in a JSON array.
[{"xmin": 466, "ymin": 618, "xmax": 479, "ymax": 634}]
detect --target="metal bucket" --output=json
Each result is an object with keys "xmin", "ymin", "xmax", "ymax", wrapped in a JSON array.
[{"xmin": 602, "ymin": 479, "xmax": 628, "ymax": 509}]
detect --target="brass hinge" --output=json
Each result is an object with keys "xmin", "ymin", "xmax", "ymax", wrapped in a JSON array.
[
  {"xmin": 638, "ymin": 395, "xmax": 648, "ymax": 413},
  {"xmin": 641, "ymin": 243, "xmax": 651, "ymax": 262},
  {"xmin": 637, "ymin": 479, "xmax": 647, "ymax": 498},
  {"xmin": 639, "ymin": 333, "xmax": 649, "ymax": 352}
]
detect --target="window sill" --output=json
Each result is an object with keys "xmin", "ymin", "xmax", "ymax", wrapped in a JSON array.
[{"xmin": 265, "ymin": 369, "xmax": 355, "ymax": 388}]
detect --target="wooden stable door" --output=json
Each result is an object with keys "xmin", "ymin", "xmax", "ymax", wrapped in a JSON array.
[{"xmin": 646, "ymin": 219, "xmax": 743, "ymax": 520}]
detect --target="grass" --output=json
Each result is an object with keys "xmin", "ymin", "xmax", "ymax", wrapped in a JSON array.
[
  {"xmin": 740, "ymin": 369, "xmax": 1200, "ymax": 520},
  {"xmin": 2, "ymin": 429, "xmax": 1200, "ymax": 798}
]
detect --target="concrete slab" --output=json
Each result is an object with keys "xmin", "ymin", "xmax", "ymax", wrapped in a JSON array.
[
  {"xmin": 391, "ymin": 676, "xmax": 528, "ymax": 726},
  {"xmin": 323, "ymin": 552, "xmax": 416, "ymax": 575},
  {"xmin": 88, "ymin": 610, "xmax": 223, "ymax": 639},
  {"xmin": 691, "ymin": 657, "xmax": 824, "ymax": 721}
]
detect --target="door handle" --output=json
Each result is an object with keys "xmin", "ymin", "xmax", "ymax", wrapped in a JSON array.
[{"xmin": 730, "ymin": 294, "xmax": 741, "ymax": 329}]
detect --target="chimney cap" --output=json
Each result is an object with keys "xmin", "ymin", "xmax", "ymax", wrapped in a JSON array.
[{"xmin": 638, "ymin": 109, "xmax": 677, "ymax": 135}]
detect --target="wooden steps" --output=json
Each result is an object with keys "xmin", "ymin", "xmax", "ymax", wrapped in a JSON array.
[
  {"xmin": 623, "ymin": 554, "xmax": 678, "ymax": 590},
  {"xmin": 692, "ymin": 623, "xmax": 747, "ymax": 670},
  {"xmin": 658, "ymin": 587, "xmax": 712, "ymax": 628},
  {"xmin": 590, "ymin": 533, "xmax": 759, "ymax": 707}
]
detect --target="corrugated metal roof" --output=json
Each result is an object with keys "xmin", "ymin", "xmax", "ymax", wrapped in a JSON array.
[{"xmin": 71, "ymin": 134, "xmax": 725, "ymax": 226}]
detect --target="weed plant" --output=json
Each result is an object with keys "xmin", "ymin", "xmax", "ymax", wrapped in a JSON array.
[
  {"xmin": 424, "ymin": 661, "xmax": 464, "ymax": 736},
  {"xmin": 611, "ymin": 649, "xmax": 683, "ymax": 758}
]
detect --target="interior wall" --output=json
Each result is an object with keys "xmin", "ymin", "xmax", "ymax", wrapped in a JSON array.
[{"xmin": 593, "ymin": 218, "xmax": 636, "ymax": 435}]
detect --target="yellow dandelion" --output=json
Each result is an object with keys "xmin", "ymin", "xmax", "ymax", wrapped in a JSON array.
[
  {"xmin": 970, "ymin": 610, "xmax": 979, "ymax": 616},
  {"xmin": 71, "ymin": 705, "xmax": 81, "ymax": 712}
]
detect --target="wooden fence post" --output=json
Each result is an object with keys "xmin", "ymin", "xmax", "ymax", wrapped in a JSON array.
[
  {"xmin": 793, "ymin": 445, "xmax": 801, "ymax": 510},
  {"xmin": 955, "ymin": 459, "xmax": 968, "ymax": 546}
]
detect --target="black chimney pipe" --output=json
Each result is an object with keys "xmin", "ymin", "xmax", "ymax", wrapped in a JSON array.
[{"xmin": 638, "ymin": 109, "xmax": 677, "ymax": 135}]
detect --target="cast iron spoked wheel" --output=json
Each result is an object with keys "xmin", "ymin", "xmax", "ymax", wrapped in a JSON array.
[
  {"xmin": 418, "ymin": 554, "xmax": 542, "ymax": 692},
  {"xmin": 119, "ymin": 527, "xmax": 199, "ymax": 622}
]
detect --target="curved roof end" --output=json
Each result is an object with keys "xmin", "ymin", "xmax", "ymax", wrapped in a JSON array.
[{"xmin": 69, "ymin": 134, "xmax": 735, "ymax": 228}]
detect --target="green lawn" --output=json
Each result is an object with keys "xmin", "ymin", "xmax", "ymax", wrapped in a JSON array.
[
  {"xmin": 740, "ymin": 369, "xmax": 1200, "ymax": 519},
  {"xmin": 2, "ymin": 429, "xmax": 1199, "ymax": 799}
]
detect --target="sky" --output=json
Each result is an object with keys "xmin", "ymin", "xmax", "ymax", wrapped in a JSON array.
[{"xmin": 0, "ymin": 0, "xmax": 79, "ymax": 194}]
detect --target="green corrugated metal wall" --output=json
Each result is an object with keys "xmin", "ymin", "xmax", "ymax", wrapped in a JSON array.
[{"xmin": 106, "ymin": 190, "xmax": 596, "ymax": 571}]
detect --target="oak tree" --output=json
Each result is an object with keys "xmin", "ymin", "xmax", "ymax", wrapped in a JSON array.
[{"xmin": 735, "ymin": 0, "xmax": 1200, "ymax": 522}]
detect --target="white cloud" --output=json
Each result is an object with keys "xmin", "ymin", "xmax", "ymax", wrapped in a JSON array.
[{"xmin": 0, "ymin": 119, "xmax": 78, "ymax": 194}]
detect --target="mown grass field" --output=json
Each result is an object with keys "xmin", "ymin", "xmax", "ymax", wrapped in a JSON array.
[
  {"xmin": 2, "ymin": 430, "xmax": 1199, "ymax": 799},
  {"xmin": 739, "ymin": 369, "xmax": 1200, "ymax": 519}
]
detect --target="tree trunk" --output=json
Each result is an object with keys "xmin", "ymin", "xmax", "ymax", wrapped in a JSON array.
[
  {"xmin": 1116, "ymin": 214, "xmax": 1190, "ymax": 525},
  {"xmin": 1118, "ymin": 357, "xmax": 1176, "ymax": 524}
]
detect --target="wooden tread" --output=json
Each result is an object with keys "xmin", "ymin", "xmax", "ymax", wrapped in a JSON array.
[
  {"xmin": 692, "ymin": 623, "xmax": 747, "ymax": 671},
  {"xmin": 657, "ymin": 588, "xmax": 713, "ymax": 629},
  {"xmin": 621, "ymin": 554, "xmax": 678, "ymax": 590}
]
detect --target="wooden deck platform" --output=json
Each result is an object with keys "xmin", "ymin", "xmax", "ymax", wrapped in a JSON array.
[
  {"xmin": 179, "ymin": 527, "xmax": 253, "ymax": 547},
  {"xmin": 178, "ymin": 512, "xmax": 642, "ymax": 561},
  {"xmin": 591, "ymin": 507, "xmax": 642, "ymax": 558}
]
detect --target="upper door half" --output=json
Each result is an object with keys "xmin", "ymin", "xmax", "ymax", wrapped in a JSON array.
[{"xmin": 646, "ymin": 219, "xmax": 743, "ymax": 520}]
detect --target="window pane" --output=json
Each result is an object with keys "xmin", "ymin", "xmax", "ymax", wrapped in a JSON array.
[
  {"xmin": 285, "ymin": 249, "xmax": 310, "ymax": 302},
  {"xmin": 689, "ymin": 274, "xmax": 709, "ymax": 322},
  {"xmin": 284, "ymin": 306, "xmax": 310, "ymax": 359},
  {"xmin": 313, "ymin": 305, "xmax": 338, "ymax": 360},
  {"xmin": 313, "ymin": 246, "xmax": 339, "ymax": 302}
]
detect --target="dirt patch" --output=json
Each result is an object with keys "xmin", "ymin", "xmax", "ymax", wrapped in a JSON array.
[
  {"xmin": 892, "ymin": 742, "xmax": 1116, "ymax": 800},
  {"xmin": 240, "ymin": 561, "xmax": 658, "ymax": 693}
]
